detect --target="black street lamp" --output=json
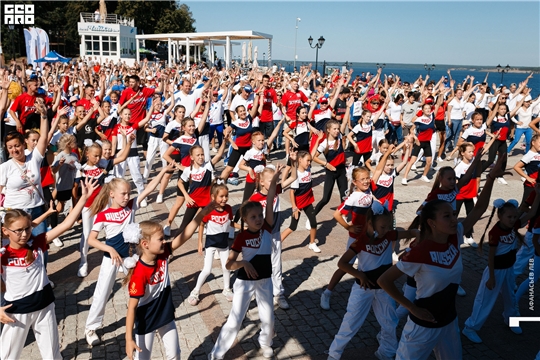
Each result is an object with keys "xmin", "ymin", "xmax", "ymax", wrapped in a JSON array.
[
  {"xmin": 424, "ymin": 63, "xmax": 435, "ymax": 76},
  {"xmin": 376, "ymin": 63, "xmax": 386, "ymax": 70},
  {"xmin": 497, "ymin": 64, "xmax": 511, "ymax": 84},
  {"xmin": 308, "ymin": 35, "xmax": 325, "ymax": 72}
]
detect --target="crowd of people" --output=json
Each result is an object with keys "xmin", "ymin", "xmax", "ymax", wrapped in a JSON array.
[{"xmin": 0, "ymin": 56, "xmax": 538, "ymax": 360}]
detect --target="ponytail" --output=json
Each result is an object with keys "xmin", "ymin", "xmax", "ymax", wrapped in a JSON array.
[{"xmin": 431, "ymin": 166, "xmax": 454, "ymax": 192}]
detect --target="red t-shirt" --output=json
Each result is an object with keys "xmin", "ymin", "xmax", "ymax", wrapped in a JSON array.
[
  {"xmin": 119, "ymin": 87, "xmax": 155, "ymax": 127},
  {"xmin": 282, "ymin": 90, "xmax": 308, "ymax": 121},
  {"xmin": 10, "ymin": 93, "xmax": 37, "ymax": 126},
  {"xmin": 259, "ymin": 87, "xmax": 277, "ymax": 122}
]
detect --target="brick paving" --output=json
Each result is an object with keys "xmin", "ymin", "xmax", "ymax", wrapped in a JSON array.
[{"xmin": 18, "ymin": 146, "xmax": 540, "ymax": 359}]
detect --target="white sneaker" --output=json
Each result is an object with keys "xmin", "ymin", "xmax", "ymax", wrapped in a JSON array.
[
  {"xmin": 274, "ymin": 296, "xmax": 290, "ymax": 310},
  {"xmin": 163, "ymin": 225, "xmax": 171, "ymax": 237},
  {"xmin": 462, "ymin": 327, "xmax": 482, "ymax": 343},
  {"xmin": 457, "ymin": 285, "xmax": 466, "ymax": 296},
  {"xmin": 261, "ymin": 345, "xmax": 273, "ymax": 359},
  {"xmin": 420, "ymin": 176, "xmax": 431, "ymax": 183},
  {"xmin": 222, "ymin": 289, "xmax": 234, "ymax": 302},
  {"xmin": 320, "ymin": 291, "xmax": 331, "ymax": 310},
  {"xmin": 52, "ymin": 237, "xmax": 64, "ymax": 247},
  {"xmin": 85, "ymin": 329, "xmax": 101, "ymax": 346},
  {"xmin": 140, "ymin": 199, "xmax": 148, "ymax": 207},
  {"xmin": 437, "ymin": 157, "xmax": 444, "ymax": 163},
  {"xmin": 77, "ymin": 264, "xmax": 88, "ymax": 278},
  {"xmin": 308, "ymin": 242, "xmax": 321, "ymax": 253},
  {"xmin": 156, "ymin": 194, "xmax": 164, "ymax": 203},
  {"xmin": 188, "ymin": 292, "xmax": 199, "ymax": 306},
  {"xmin": 497, "ymin": 177, "xmax": 508, "ymax": 185},
  {"xmin": 392, "ymin": 252, "xmax": 399, "ymax": 263},
  {"xmin": 401, "ymin": 178, "xmax": 408, "ymax": 185},
  {"xmin": 464, "ymin": 236, "xmax": 478, "ymax": 248},
  {"xmin": 305, "ymin": 218, "xmax": 311, "ymax": 230},
  {"xmin": 411, "ymin": 164, "xmax": 417, "ymax": 171}
]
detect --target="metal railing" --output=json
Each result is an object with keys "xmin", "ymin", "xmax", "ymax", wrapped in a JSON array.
[{"xmin": 79, "ymin": 12, "xmax": 134, "ymax": 26}]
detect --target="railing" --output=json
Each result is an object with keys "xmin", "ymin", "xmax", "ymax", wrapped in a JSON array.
[{"xmin": 79, "ymin": 12, "xmax": 134, "ymax": 26}]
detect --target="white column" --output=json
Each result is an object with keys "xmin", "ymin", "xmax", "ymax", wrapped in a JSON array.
[
  {"xmin": 225, "ymin": 36, "xmax": 231, "ymax": 69},
  {"xmin": 168, "ymin": 37, "xmax": 172, "ymax": 67},
  {"xmin": 176, "ymin": 41, "xmax": 180, "ymax": 64},
  {"xmin": 186, "ymin": 37, "xmax": 190, "ymax": 68},
  {"xmin": 268, "ymin": 39, "xmax": 272, "ymax": 68},
  {"xmin": 197, "ymin": 45, "xmax": 201, "ymax": 63},
  {"xmin": 210, "ymin": 41, "xmax": 214, "ymax": 64}
]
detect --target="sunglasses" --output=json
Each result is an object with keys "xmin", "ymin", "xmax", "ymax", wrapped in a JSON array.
[{"xmin": 371, "ymin": 102, "xmax": 380, "ymax": 105}]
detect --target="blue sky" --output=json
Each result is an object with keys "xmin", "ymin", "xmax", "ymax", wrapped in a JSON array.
[{"xmin": 184, "ymin": 1, "xmax": 539, "ymax": 67}]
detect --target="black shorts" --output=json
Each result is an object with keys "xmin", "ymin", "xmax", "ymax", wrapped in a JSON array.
[
  {"xmin": 176, "ymin": 178, "xmax": 188, "ymax": 197},
  {"xmin": 412, "ymin": 141, "xmax": 432, "ymax": 158},
  {"xmin": 435, "ymin": 121, "xmax": 446, "ymax": 132},
  {"xmin": 56, "ymin": 189, "xmax": 72, "ymax": 202},
  {"xmin": 228, "ymin": 146, "xmax": 250, "ymax": 168},
  {"xmin": 137, "ymin": 129, "xmax": 148, "ymax": 151}
]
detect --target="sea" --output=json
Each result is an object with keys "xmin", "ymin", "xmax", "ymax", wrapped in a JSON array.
[{"xmin": 275, "ymin": 61, "xmax": 540, "ymax": 97}]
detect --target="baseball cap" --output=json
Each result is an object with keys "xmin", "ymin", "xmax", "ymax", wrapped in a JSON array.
[
  {"xmin": 202, "ymin": 76, "xmax": 209, "ymax": 82},
  {"xmin": 212, "ymin": 90, "xmax": 219, "ymax": 96},
  {"xmin": 319, "ymin": 97, "xmax": 328, "ymax": 104},
  {"xmin": 69, "ymin": 96, "xmax": 78, "ymax": 103},
  {"xmin": 462, "ymin": 120, "xmax": 471, "ymax": 126},
  {"xmin": 525, "ymin": 95, "xmax": 532, "ymax": 101},
  {"xmin": 243, "ymin": 85, "xmax": 253, "ymax": 93},
  {"xmin": 444, "ymin": 76, "xmax": 448, "ymax": 79}
]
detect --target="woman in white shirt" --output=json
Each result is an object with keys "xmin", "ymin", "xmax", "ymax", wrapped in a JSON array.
[
  {"xmin": 386, "ymin": 94, "xmax": 404, "ymax": 145},
  {"xmin": 0, "ymin": 98, "xmax": 49, "ymax": 236},
  {"xmin": 515, "ymin": 94, "xmax": 540, "ymax": 153}
]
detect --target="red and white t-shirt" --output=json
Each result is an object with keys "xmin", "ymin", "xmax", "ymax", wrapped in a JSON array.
[
  {"xmin": 180, "ymin": 162, "xmax": 214, "ymax": 207},
  {"xmin": 454, "ymin": 161, "xmax": 477, "ymax": 200},
  {"xmin": 202, "ymin": 206, "xmax": 233, "ymax": 249},
  {"xmin": 282, "ymin": 90, "xmax": 308, "ymax": 120},
  {"xmin": 290, "ymin": 168, "xmax": 314, "ymax": 209},
  {"xmin": 338, "ymin": 190, "xmax": 373, "ymax": 239},
  {"xmin": 119, "ymin": 86, "xmax": 155, "ymax": 126},
  {"xmin": 231, "ymin": 222, "xmax": 273, "ymax": 280},
  {"xmin": 519, "ymin": 150, "xmax": 540, "ymax": 188}
]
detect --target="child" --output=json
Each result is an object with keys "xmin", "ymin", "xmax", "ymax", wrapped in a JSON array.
[
  {"xmin": 0, "ymin": 179, "xmax": 96, "ymax": 360},
  {"xmin": 347, "ymin": 109, "xmax": 373, "ymax": 167},
  {"xmin": 111, "ymin": 108, "xmax": 153, "ymax": 205},
  {"xmin": 175, "ymin": 140, "xmax": 227, "ymax": 236},
  {"xmin": 75, "ymin": 137, "xmax": 135, "ymax": 278},
  {"xmin": 462, "ymin": 192, "xmax": 540, "ymax": 343},
  {"xmin": 364, "ymin": 138, "xmax": 389, "ymax": 173},
  {"xmin": 188, "ymin": 183, "xmax": 235, "ymax": 305},
  {"xmin": 208, "ymin": 166, "xmax": 282, "ymax": 360},
  {"xmin": 51, "ymin": 134, "xmax": 79, "ymax": 245},
  {"xmin": 162, "ymin": 113, "xmax": 212, "ymax": 235},
  {"xmin": 280, "ymin": 151, "xmax": 320, "ymax": 252},
  {"xmin": 320, "ymin": 167, "xmax": 374, "ymax": 310},
  {"xmin": 250, "ymin": 163, "xmax": 298, "ymax": 310},
  {"xmin": 84, "ymin": 164, "xmax": 174, "ymax": 346},
  {"xmin": 513, "ymin": 134, "xmax": 540, "ymax": 204},
  {"xmin": 377, "ymin": 156, "xmax": 505, "ymax": 360},
  {"xmin": 124, "ymin": 205, "xmax": 215, "ymax": 360},
  {"xmin": 327, "ymin": 202, "xmax": 419, "ymax": 360}
]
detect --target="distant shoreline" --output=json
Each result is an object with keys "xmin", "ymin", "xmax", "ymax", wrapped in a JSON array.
[{"xmin": 448, "ymin": 68, "xmax": 538, "ymax": 74}]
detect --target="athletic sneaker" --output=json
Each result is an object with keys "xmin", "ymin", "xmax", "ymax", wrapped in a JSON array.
[
  {"xmin": 85, "ymin": 330, "xmax": 101, "ymax": 346},
  {"xmin": 411, "ymin": 164, "xmax": 417, "ymax": 171},
  {"xmin": 462, "ymin": 327, "xmax": 482, "ymax": 343},
  {"xmin": 308, "ymin": 243, "xmax": 321, "ymax": 253},
  {"xmin": 156, "ymin": 194, "xmax": 164, "ymax": 204},
  {"xmin": 374, "ymin": 349, "xmax": 393, "ymax": 360},
  {"xmin": 420, "ymin": 176, "xmax": 431, "ymax": 183},
  {"xmin": 163, "ymin": 225, "xmax": 171, "ymax": 237},
  {"xmin": 52, "ymin": 237, "xmax": 64, "ymax": 247},
  {"xmin": 457, "ymin": 285, "xmax": 466, "ymax": 296},
  {"xmin": 188, "ymin": 292, "xmax": 200, "ymax": 306},
  {"xmin": 320, "ymin": 291, "xmax": 331, "ymax": 310},
  {"xmin": 77, "ymin": 264, "xmax": 88, "ymax": 278},
  {"xmin": 140, "ymin": 199, "xmax": 148, "ymax": 207},
  {"xmin": 497, "ymin": 177, "xmax": 508, "ymax": 185},
  {"xmin": 305, "ymin": 219, "xmax": 311, "ymax": 230},
  {"xmin": 437, "ymin": 157, "xmax": 444, "ymax": 163},
  {"xmin": 464, "ymin": 236, "xmax": 478, "ymax": 248},
  {"xmin": 274, "ymin": 296, "xmax": 290, "ymax": 310},
  {"xmin": 227, "ymin": 177, "xmax": 239, "ymax": 186},
  {"xmin": 261, "ymin": 345, "xmax": 273, "ymax": 358},
  {"xmin": 401, "ymin": 178, "xmax": 408, "ymax": 185},
  {"xmin": 222, "ymin": 289, "xmax": 234, "ymax": 302}
]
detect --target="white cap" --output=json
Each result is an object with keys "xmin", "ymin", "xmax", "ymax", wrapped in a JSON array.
[{"xmin": 525, "ymin": 95, "xmax": 532, "ymax": 101}]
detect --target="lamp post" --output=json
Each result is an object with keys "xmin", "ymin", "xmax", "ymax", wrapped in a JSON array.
[
  {"xmin": 294, "ymin": 17, "xmax": 301, "ymax": 70},
  {"xmin": 263, "ymin": 52, "xmax": 265, "ymax": 65},
  {"xmin": 497, "ymin": 64, "xmax": 510, "ymax": 84},
  {"xmin": 308, "ymin": 35, "xmax": 325, "ymax": 73},
  {"xmin": 424, "ymin": 63, "xmax": 435, "ymax": 76},
  {"xmin": 376, "ymin": 63, "xmax": 386, "ymax": 70}
]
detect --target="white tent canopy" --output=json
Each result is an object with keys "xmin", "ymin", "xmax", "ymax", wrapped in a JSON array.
[{"xmin": 135, "ymin": 30, "xmax": 273, "ymax": 69}]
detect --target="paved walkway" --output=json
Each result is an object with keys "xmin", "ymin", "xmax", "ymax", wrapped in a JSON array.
[{"xmin": 18, "ymin": 147, "xmax": 540, "ymax": 359}]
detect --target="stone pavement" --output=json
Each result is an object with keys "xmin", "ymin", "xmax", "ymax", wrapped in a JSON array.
[{"xmin": 18, "ymin": 146, "xmax": 540, "ymax": 359}]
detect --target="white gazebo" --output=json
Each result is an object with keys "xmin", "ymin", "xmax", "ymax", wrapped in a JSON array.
[{"xmin": 135, "ymin": 30, "xmax": 273, "ymax": 69}]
